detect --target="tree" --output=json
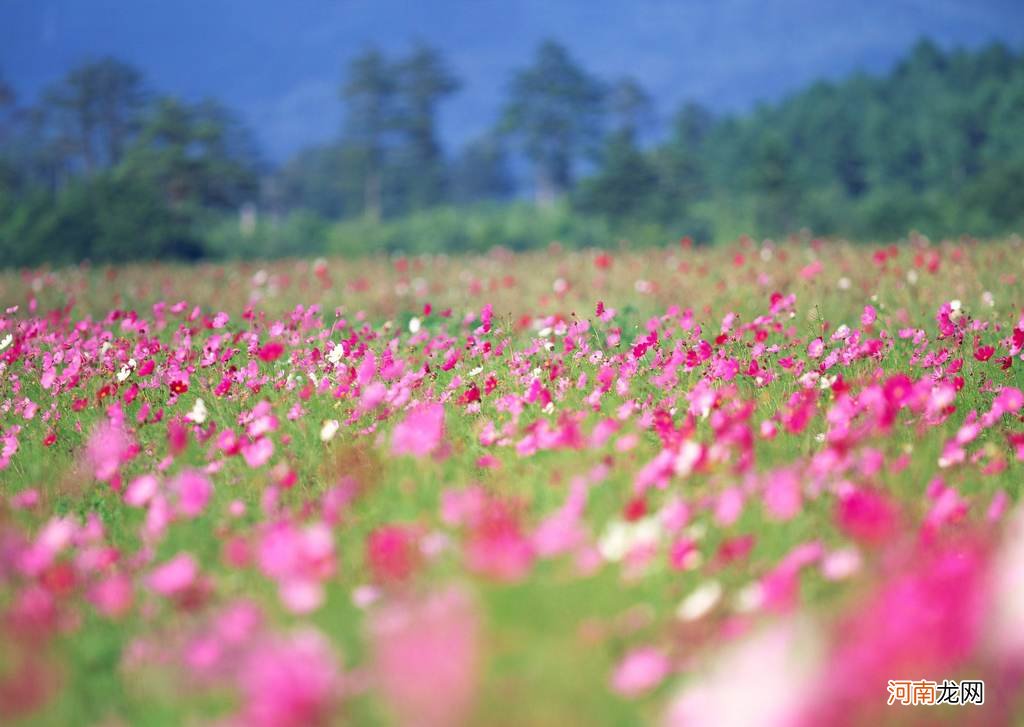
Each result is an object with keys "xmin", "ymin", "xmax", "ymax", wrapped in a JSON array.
[
  {"xmin": 0, "ymin": 71, "xmax": 18, "ymax": 196},
  {"xmin": 574, "ymin": 133, "xmax": 658, "ymax": 221},
  {"xmin": 450, "ymin": 134, "xmax": 515, "ymax": 204},
  {"xmin": 119, "ymin": 96, "xmax": 260, "ymax": 211},
  {"xmin": 394, "ymin": 44, "xmax": 460, "ymax": 209},
  {"xmin": 43, "ymin": 57, "xmax": 146, "ymax": 173},
  {"xmin": 276, "ymin": 142, "xmax": 364, "ymax": 219},
  {"xmin": 750, "ymin": 132, "xmax": 798, "ymax": 236},
  {"xmin": 608, "ymin": 76, "xmax": 654, "ymax": 142},
  {"xmin": 648, "ymin": 102, "xmax": 713, "ymax": 222},
  {"xmin": 500, "ymin": 40, "xmax": 604, "ymax": 205},
  {"xmin": 341, "ymin": 49, "xmax": 399, "ymax": 222},
  {"xmin": 0, "ymin": 71, "xmax": 14, "ymax": 142},
  {"xmin": 575, "ymin": 77, "xmax": 657, "ymax": 221}
]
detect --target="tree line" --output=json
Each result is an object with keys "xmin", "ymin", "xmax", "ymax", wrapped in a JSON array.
[{"xmin": 2, "ymin": 38, "xmax": 1024, "ymax": 266}]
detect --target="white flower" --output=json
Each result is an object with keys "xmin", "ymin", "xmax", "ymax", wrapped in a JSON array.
[
  {"xmin": 598, "ymin": 517, "xmax": 662, "ymax": 562},
  {"xmin": 675, "ymin": 440, "xmax": 702, "ymax": 477},
  {"xmin": 185, "ymin": 398, "xmax": 208, "ymax": 424},
  {"xmin": 0, "ymin": 334, "xmax": 11, "ymax": 351},
  {"xmin": 798, "ymin": 372, "xmax": 820, "ymax": 389},
  {"xmin": 677, "ymin": 581, "xmax": 723, "ymax": 621},
  {"xmin": 907, "ymin": 270, "xmax": 919, "ymax": 284},
  {"xmin": 327, "ymin": 344, "xmax": 345, "ymax": 365},
  {"xmin": 734, "ymin": 582, "xmax": 764, "ymax": 613},
  {"xmin": 320, "ymin": 419, "xmax": 340, "ymax": 442},
  {"xmin": 950, "ymin": 299, "xmax": 964, "ymax": 321},
  {"xmin": 408, "ymin": 317, "xmax": 422, "ymax": 334},
  {"xmin": 116, "ymin": 364, "xmax": 133, "ymax": 383},
  {"xmin": 837, "ymin": 277, "xmax": 851, "ymax": 290}
]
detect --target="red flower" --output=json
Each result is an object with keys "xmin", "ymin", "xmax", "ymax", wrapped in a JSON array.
[
  {"xmin": 623, "ymin": 496, "xmax": 647, "ymax": 522},
  {"xmin": 459, "ymin": 383, "xmax": 481, "ymax": 405},
  {"xmin": 974, "ymin": 345, "xmax": 995, "ymax": 362},
  {"xmin": 257, "ymin": 342, "xmax": 285, "ymax": 362}
]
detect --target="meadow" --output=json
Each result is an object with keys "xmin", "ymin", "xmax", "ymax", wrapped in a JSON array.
[{"xmin": 3, "ymin": 235, "xmax": 1024, "ymax": 725}]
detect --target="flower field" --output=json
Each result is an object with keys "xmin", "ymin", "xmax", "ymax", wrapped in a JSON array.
[{"xmin": 3, "ymin": 236, "xmax": 1024, "ymax": 725}]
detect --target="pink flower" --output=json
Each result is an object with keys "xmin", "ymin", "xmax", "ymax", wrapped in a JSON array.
[
  {"xmin": 836, "ymin": 489, "xmax": 899, "ymax": 545},
  {"xmin": 85, "ymin": 421, "xmax": 132, "ymax": 483},
  {"xmin": 664, "ymin": 622, "xmax": 818, "ymax": 726},
  {"xmin": 361, "ymin": 380, "xmax": 387, "ymax": 410},
  {"xmin": 367, "ymin": 525, "xmax": 420, "ymax": 585},
  {"xmin": 392, "ymin": 402, "xmax": 444, "ymax": 457},
  {"xmin": 464, "ymin": 501, "xmax": 534, "ymax": 582},
  {"xmin": 763, "ymin": 470, "xmax": 802, "ymax": 521},
  {"xmin": 369, "ymin": 587, "xmax": 479, "ymax": 727},
  {"xmin": 172, "ymin": 470, "xmax": 212, "ymax": 518},
  {"xmin": 714, "ymin": 487, "xmax": 744, "ymax": 527},
  {"xmin": 88, "ymin": 573, "xmax": 133, "ymax": 618},
  {"xmin": 256, "ymin": 522, "xmax": 336, "ymax": 613},
  {"xmin": 124, "ymin": 474, "xmax": 159, "ymax": 507},
  {"xmin": 242, "ymin": 436, "xmax": 274, "ymax": 468},
  {"xmin": 807, "ymin": 338, "xmax": 825, "ymax": 359},
  {"xmin": 611, "ymin": 647, "xmax": 670, "ymax": 697},
  {"xmin": 236, "ymin": 631, "xmax": 342, "ymax": 727},
  {"xmin": 146, "ymin": 553, "xmax": 198, "ymax": 597}
]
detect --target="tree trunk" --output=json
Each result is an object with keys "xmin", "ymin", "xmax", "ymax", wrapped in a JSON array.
[{"xmin": 364, "ymin": 168, "xmax": 382, "ymax": 223}]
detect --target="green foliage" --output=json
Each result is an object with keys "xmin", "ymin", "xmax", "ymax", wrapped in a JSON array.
[
  {"xmin": 0, "ymin": 59, "xmax": 259, "ymax": 267},
  {"xmin": 688, "ymin": 39, "xmax": 1024, "ymax": 239},
  {"xmin": 0, "ymin": 174, "xmax": 201, "ymax": 267},
  {"xmin": 574, "ymin": 132, "xmax": 659, "ymax": 221},
  {"xmin": 4, "ymin": 39, "xmax": 1024, "ymax": 267},
  {"xmin": 337, "ymin": 44, "xmax": 461, "ymax": 221},
  {"xmin": 326, "ymin": 202, "xmax": 622, "ymax": 257},
  {"xmin": 204, "ymin": 209, "xmax": 331, "ymax": 260},
  {"xmin": 119, "ymin": 97, "xmax": 260, "ymax": 210}
]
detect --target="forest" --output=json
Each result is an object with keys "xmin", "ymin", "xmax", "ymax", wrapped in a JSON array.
[{"xmin": 1, "ymin": 38, "xmax": 1023, "ymax": 265}]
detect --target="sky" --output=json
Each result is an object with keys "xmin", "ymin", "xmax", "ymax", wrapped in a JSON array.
[{"xmin": 2, "ymin": 0, "xmax": 1023, "ymax": 161}]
